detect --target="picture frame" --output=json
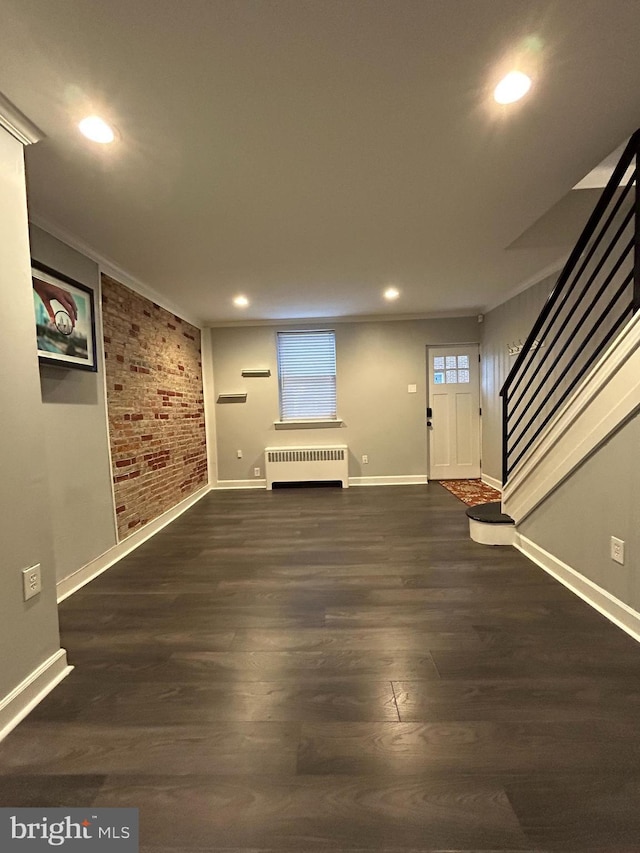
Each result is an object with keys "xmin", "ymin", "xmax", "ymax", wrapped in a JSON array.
[{"xmin": 32, "ymin": 261, "xmax": 98, "ymax": 372}]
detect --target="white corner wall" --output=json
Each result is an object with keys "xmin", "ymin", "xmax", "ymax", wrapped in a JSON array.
[{"xmin": 0, "ymin": 125, "xmax": 69, "ymax": 735}]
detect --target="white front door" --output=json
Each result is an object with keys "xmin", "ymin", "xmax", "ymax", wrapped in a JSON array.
[{"xmin": 427, "ymin": 344, "xmax": 481, "ymax": 480}]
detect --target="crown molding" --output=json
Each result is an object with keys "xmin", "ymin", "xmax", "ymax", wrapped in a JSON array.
[
  {"xmin": 29, "ymin": 214, "xmax": 203, "ymax": 329},
  {"xmin": 204, "ymin": 308, "xmax": 480, "ymax": 329},
  {"xmin": 0, "ymin": 93, "xmax": 43, "ymax": 145},
  {"xmin": 482, "ymin": 256, "xmax": 568, "ymax": 315}
]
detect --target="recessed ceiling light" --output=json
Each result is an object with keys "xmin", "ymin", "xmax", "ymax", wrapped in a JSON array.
[
  {"xmin": 233, "ymin": 295, "xmax": 249, "ymax": 308},
  {"xmin": 494, "ymin": 71, "xmax": 532, "ymax": 104},
  {"xmin": 384, "ymin": 287, "xmax": 400, "ymax": 301},
  {"xmin": 78, "ymin": 115, "xmax": 116, "ymax": 144}
]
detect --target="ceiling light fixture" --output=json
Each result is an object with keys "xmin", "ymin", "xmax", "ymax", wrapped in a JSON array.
[
  {"xmin": 494, "ymin": 71, "xmax": 532, "ymax": 104},
  {"xmin": 78, "ymin": 115, "xmax": 116, "ymax": 144},
  {"xmin": 233, "ymin": 295, "xmax": 249, "ymax": 308},
  {"xmin": 384, "ymin": 287, "xmax": 400, "ymax": 301}
]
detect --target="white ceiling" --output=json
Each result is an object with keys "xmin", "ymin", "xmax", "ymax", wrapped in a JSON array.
[{"xmin": 1, "ymin": 0, "xmax": 640, "ymax": 326}]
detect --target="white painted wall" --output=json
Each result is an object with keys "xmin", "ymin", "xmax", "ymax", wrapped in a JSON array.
[
  {"xmin": 0, "ymin": 127, "xmax": 63, "ymax": 701},
  {"xmin": 209, "ymin": 317, "xmax": 480, "ymax": 483},
  {"xmin": 29, "ymin": 225, "xmax": 117, "ymax": 584}
]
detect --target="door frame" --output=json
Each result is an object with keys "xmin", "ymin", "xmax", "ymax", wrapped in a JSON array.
[{"xmin": 426, "ymin": 342, "xmax": 481, "ymax": 481}]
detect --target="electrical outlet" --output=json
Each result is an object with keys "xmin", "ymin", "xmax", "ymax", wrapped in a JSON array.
[
  {"xmin": 22, "ymin": 564, "xmax": 42, "ymax": 601},
  {"xmin": 237, "ymin": 449, "xmax": 243, "ymax": 458},
  {"xmin": 362, "ymin": 454, "xmax": 369, "ymax": 464},
  {"xmin": 611, "ymin": 536, "xmax": 625, "ymax": 565},
  {"xmin": 254, "ymin": 467, "xmax": 261, "ymax": 477}
]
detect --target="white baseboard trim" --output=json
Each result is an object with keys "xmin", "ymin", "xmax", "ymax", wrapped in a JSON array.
[
  {"xmin": 349, "ymin": 475, "xmax": 428, "ymax": 487},
  {"xmin": 215, "ymin": 479, "xmax": 267, "ymax": 490},
  {"xmin": 57, "ymin": 485, "xmax": 212, "ymax": 602},
  {"xmin": 481, "ymin": 473, "xmax": 503, "ymax": 492},
  {"xmin": 0, "ymin": 649, "xmax": 72, "ymax": 743},
  {"xmin": 516, "ymin": 533, "xmax": 640, "ymax": 643},
  {"xmin": 216, "ymin": 476, "xmax": 428, "ymax": 489}
]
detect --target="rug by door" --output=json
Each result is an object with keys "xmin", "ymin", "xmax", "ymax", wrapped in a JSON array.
[{"xmin": 437, "ymin": 479, "xmax": 502, "ymax": 506}]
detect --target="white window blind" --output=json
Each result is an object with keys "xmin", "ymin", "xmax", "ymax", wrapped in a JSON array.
[{"xmin": 277, "ymin": 330, "xmax": 337, "ymax": 420}]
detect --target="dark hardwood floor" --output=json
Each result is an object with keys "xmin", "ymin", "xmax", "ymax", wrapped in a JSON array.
[{"xmin": 1, "ymin": 483, "xmax": 640, "ymax": 852}]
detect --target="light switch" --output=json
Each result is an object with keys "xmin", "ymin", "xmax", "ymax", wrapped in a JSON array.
[{"xmin": 408, "ymin": 384, "xmax": 417, "ymax": 393}]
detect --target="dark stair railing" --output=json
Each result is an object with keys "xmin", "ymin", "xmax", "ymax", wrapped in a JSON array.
[{"xmin": 501, "ymin": 129, "xmax": 640, "ymax": 485}]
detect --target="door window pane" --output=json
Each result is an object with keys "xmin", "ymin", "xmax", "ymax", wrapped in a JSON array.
[{"xmin": 433, "ymin": 353, "xmax": 472, "ymax": 383}]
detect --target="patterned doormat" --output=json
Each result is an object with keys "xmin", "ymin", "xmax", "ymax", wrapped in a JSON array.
[{"xmin": 437, "ymin": 479, "xmax": 502, "ymax": 506}]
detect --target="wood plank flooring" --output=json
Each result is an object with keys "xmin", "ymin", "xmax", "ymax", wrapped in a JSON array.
[{"xmin": 2, "ymin": 483, "xmax": 640, "ymax": 852}]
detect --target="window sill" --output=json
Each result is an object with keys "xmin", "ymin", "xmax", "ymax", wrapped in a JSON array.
[{"xmin": 274, "ymin": 419, "xmax": 344, "ymax": 430}]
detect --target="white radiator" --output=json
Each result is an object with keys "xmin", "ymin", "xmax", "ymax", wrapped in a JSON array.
[{"xmin": 264, "ymin": 445, "xmax": 349, "ymax": 490}]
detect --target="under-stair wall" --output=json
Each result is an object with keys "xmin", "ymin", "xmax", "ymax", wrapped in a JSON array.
[
  {"xmin": 481, "ymin": 269, "xmax": 640, "ymax": 639},
  {"xmin": 486, "ymin": 130, "xmax": 640, "ymax": 638},
  {"xmin": 516, "ymin": 408, "xmax": 640, "ymax": 638},
  {"xmin": 519, "ymin": 408, "xmax": 640, "ymax": 602}
]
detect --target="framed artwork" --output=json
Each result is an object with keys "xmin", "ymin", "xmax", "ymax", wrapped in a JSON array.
[{"xmin": 32, "ymin": 261, "xmax": 98, "ymax": 372}]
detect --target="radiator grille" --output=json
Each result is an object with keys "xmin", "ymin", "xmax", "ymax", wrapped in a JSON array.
[
  {"xmin": 264, "ymin": 445, "xmax": 349, "ymax": 489},
  {"xmin": 267, "ymin": 448, "xmax": 345, "ymax": 464}
]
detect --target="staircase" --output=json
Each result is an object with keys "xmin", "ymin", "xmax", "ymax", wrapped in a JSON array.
[{"xmin": 474, "ymin": 130, "xmax": 640, "ymax": 541}]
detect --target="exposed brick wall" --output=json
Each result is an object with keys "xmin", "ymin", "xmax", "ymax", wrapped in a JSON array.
[{"xmin": 101, "ymin": 274, "xmax": 208, "ymax": 540}]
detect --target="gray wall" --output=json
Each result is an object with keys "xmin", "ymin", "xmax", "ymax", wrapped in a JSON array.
[
  {"xmin": 209, "ymin": 316, "xmax": 480, "ymax": 482},
  {"xmin": 480, "ymin": 275, "xmax": 556, "ymax": 483},
  {"xmin": 0, "ymin": 129, "xmax": 62, "ymax": 699},
  {"xmin": 29, "ymin": 225, "xmax": 117, "ymax": 584},
  {"xmin": 519, "ymin": 413, "xmax": 640, "ymax": 611}
]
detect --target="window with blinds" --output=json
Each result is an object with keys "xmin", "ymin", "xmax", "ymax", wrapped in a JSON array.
[{"xmin": 277, "ymin": 330, "xmax": 337, "ymax": 420}]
